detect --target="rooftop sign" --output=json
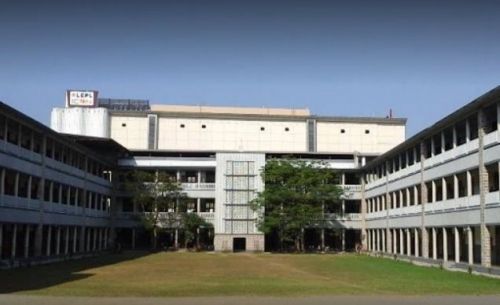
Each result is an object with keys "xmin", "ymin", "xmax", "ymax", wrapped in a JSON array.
[{"xmin": 66, "ymin": 90, "xmax": 98, "ymax": 107}]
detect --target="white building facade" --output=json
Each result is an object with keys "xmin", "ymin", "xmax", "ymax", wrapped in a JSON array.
[
  {"xmin": 362, "ymin": 86, "xmax": 500, "ymax": 268},
  {"xmin": 50, "ymin": 92, "xmax": 406, "ymax": 252}
]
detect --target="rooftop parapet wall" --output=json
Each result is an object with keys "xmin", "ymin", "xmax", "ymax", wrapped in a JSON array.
[{"xmin": 150, "ymin": 104, "xmax": 310, "ymax": 117}]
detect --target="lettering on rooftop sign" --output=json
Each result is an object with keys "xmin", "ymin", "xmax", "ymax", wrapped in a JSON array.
[{"xmin": 66, "ymin": 90, "xmax": 98, "ymax": 107}]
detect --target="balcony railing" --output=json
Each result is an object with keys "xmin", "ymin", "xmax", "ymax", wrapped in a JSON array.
[{"xmin": 181, "ymin": 182, "xmax": 215, "ymax": 190}]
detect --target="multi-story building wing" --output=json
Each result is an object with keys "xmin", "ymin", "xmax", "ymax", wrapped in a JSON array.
[
  {"xmin": 4, "ymin": 85, "xmax": 500, "ymax": 269},
  {"xmin": 0, "ymin": 102, "xmax": 127, "ymax": 268},
  {"xmin": 362, "ymin": 86, "xmax": 500, "ymax": 267}
]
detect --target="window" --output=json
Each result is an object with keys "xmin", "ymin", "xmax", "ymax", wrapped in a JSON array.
[
  {"xmin": 285, "ymin": 127, "xmax": 289, "ymax": 132},
  {"xmin": 260, "ymin": 127, "xmax": 265, "ymax": 131},
  {"xmin": 121, "ymin": 123, "xmax": 126, "ymax": 127},
  {"xmin": 202, "ymin": 124, "xmax": 206, "ymax": 129},
  {"xmin": 340, "ymin": 129, "xmax": 345, "ymax": 134},
  {"xmin": 365, "ymin": 129, "xmax": 370, "ymax": 134},
  {"xmin": 180, "ymin": 124, "xmax": 185, "ymax": 128}
]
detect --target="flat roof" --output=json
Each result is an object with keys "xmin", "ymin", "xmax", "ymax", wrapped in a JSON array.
[
  {"xmin": 150, "ymin": 104, "xmax": 310, "ymax": 117},
  {"xmin": 0, "ymin": 101, "xmax": 122, "ymax": 165},
  {"xmin": 362, "ymin": 85, "xmax": 500, "ymax": 170}
]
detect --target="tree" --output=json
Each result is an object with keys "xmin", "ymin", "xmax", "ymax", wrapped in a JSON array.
[
  {"xmin": 251, "ymin": 159, "xmax": 343, "ymax": 252},
  {"xmin": 181, "ymin": 212, "xmax": 213, "ymax": 249},
  {"xmin": 125, "ymin": 170, "xmax": 186, "ymax": 250}
]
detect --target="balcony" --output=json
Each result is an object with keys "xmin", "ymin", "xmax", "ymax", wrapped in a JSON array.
[{"xmin": 341, "ymin": 185, "xmax": 362, "ymax": 200}]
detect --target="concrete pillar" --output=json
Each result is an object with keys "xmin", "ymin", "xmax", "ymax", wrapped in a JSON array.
[
  {"xmin": 11, "ymin": 224, "xmax": 17, "ymax": 259},
  {"xmin": 419, "ymin": 141, "xmax": 429, "ymax": 259},
  {"xmin": 65, "ymin": 226, "xmax": 70, "ymax": 255},
  {"xmin": 0, "ymin": 168, "xmax": 5, "ymax": 195},
  {"xmin": 399, "ymin": 228, "xmax": 404, "ymax": 255},
  {"xmin": 453, "ymin": 175, "xmax": 459, "ymax": 199},
  {"xmin": 174, "ymin": 229, "xmax": 179, "ymax": 249},
  {"xmin": 56, "ymin": 226, "xmax": 61, "ymax": 255},
  {"xmin": 467, "ymin": 227, "xmax": 474, "ymax": 265},
  {"xmin": 73, "ymin": 227, "xmax": 78, "ymax": 253},
  {"xmin": 443, "ymin": 227, "xmax": 448, "ymax": 262},
  {"xmin": 367, "ymin": 229, "xmax": 371, "ymax": 251},
  {"xmin": 393, "ymin": 229, "xmax": 398, "ymax": 254},
  {"xmin": 454, "ymin": 227, "xmax": 460, "ymax": 263},
  {"xmin": 14, "ymin": 172, "xmax": 19, "ymax": 197},
  {"xmin": 466, "ymin": 171, "xmax": 472, "ymax": 196},
  {"xmin": 341, "ymin": 230, "xmax": 346, "ymax": 251},
  {"xmin": 371, "ymin": 230, "xmax": 375, "ymax": 251},
  {"xmin": 46, "ymin": 226, "xmax": 52, "ymax": 256},
  {"xmin": 442, "ymin": 177, "xmax": 447, "ymax": 201},
  {"xmin": 386, "ymin": 228, "xmax": 392, "ymax": 253},
  {"xmin": 375, "ymin": 229, "xmax": 380, "ymax": 251},
  {"xmin": 406, "ymin": 229, "xmax": 411, "ymax": 256},
  {"xmin": 381, "ymin": 229, "xmax": 385, "ymax": 252},
  {"xmin": 49, "ymin": 181, "xmax": 53, "ymax": 202},
  {"xmin": 23, "ymin": 224, "xmax": 30, "ymax": 259},
  {"xmin": 414, "ymin": 228, "xmax": 419, "ymax": 257},
  {"xmin": 422, "ymin": 227, "xmax": 429, "ymax": 258},
  {"xmin": 432, "ymin": 228, "xmax": 437, "ymax": 260},
  {"xmin": 86, "ymin": 228, "xmax": 91, "ymax": 252},
  {"xmin": 431, "ymin": 181, "xmax": 436, "ymax": 203},
  {"xmin": 131, "ymin": 228, "xmax": 136, "ymax": 249},
  {"xmin": 27, "ymin": 176, "xmax": 32, "ymax": 199},
  {"xmin": 320, "ymin": 228, "xmax": 325, "ymax": 251},
  {"xmin": 478, "ymin": 109, "xmax": 491, "ymax": 268},
  {"xmin": 93, "ymin": 228, "xmax": 97, "ymax": 251}
]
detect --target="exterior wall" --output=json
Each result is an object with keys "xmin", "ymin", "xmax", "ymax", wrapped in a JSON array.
[
  {"xmin": 157, "ymin": 117, "xmax": 307, "ymax": 152},
  {"xmin": 110, "ymin": 115, "xmax": 149, "ymax": 150},
  {"xmin": 316, "ymin": 121, "xmax": 405, "ymax": 154},
  {"xmin": 51, "ymin": 107, "xmax": 109, "ymax": 138},
  {"xmin": 1, "ymin": 105, "xmax": 115, "ymax": 268},
  {"xmin": 214, "ymin": 152, "xmax": 266, "ymax": 251},
  {"xmin": 362, "ymin": 93, "xmax": 500, "ymax": 267}
]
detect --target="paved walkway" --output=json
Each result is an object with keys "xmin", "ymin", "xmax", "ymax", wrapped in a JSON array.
[{"xmin": 1, "ymin": 295, "xmax": 500, "ymax": 305}]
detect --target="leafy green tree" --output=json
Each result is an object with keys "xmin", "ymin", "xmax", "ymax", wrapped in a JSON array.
[
  {"xmin": 251, "ymin": 159, "xmax": 343, "ymax": 252},
  {"xmin": 181, "ymin": 212, "xmax": 213, "ymax": 249},
  {"xmin": 125, "ymin": 170, "xmax": 186, "ymax": 250}
]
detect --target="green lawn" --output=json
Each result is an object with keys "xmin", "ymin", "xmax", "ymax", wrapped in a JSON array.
[{"xmin": 1, "ymin": 251, "xmax": 500, "ymax": 297}]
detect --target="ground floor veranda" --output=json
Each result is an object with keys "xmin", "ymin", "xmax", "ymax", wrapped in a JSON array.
[{"xmin": 367, "ymin": 225, "xmax": 500, "ymax": 267}]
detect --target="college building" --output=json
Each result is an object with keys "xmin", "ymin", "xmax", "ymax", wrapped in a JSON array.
[{"xmin": 0, "ymin": 86, "xmax": 498, "ymax": 269}]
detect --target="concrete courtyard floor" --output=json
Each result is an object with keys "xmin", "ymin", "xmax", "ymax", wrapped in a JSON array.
[{"xmin": 2, "ymin": 295, "xmax": 500, "ymax": 305}]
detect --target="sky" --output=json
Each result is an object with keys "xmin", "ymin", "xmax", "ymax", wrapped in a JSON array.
[{"xmin": 0, "ymin": 0, "xmax": 499, "ymax": 136}]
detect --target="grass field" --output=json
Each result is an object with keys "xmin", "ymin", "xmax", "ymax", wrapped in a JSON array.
[{"xmin": 1, "ymin": 251, "xmax": 500, "ymax": 297}]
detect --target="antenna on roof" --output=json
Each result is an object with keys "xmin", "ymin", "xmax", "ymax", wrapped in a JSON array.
[{"xmin": 386, "ymin": 108, "xmax": 393, "ymax": 119}]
